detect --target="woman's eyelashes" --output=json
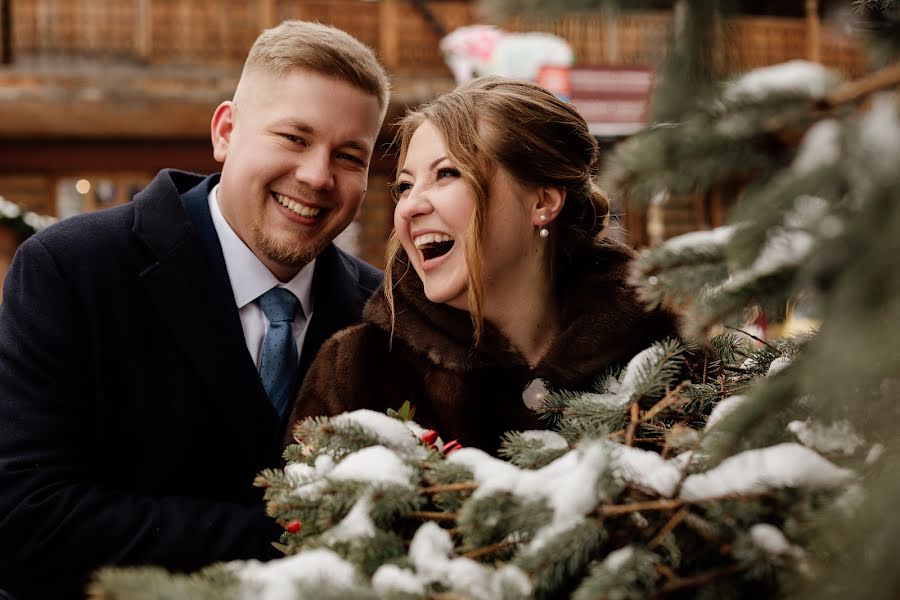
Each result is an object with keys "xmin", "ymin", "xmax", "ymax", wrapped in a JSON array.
[
  {"xmin": 435, "ymin": 167, "xmax": 460, "ymax": 181},
  {"xmin": 395, "ymin": 180, "xmax": 413, "ymax": 196},
  {"xmin": 395, "ymin": 165, "xmax": 460, "ymax": 199},
  {"xmin": 394, "ymin": 167, "xmax": 459, "ymax": 198}
]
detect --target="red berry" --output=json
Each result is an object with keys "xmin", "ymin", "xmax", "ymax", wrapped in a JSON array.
[
  {"xmin": 421, "ymin": 429, "xmax": 438, "ymax": 445},
  {"xmin": 285, "ymin": 519, "xmax": 302, "ymax": 534},
  {"xmin": 442, "ymin": 440, "xmax": 463, "ymax": 455}
]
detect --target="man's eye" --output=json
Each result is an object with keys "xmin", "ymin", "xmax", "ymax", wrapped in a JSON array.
[
  {"xmin": 283, "ymin": 134, "xmax": 306, "ymax": 145},
  {"xmin": 338, "ymin": 153, "xmax": 367, "ymax": 167},
  {"xmin": 436, "ymin": 167, "xmax": 460, "ymax": 180}
]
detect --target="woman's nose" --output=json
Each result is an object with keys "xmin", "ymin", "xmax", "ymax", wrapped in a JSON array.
[{"xmin": 395, "ymin": 185, "xmax": 433, "ymax": 221}]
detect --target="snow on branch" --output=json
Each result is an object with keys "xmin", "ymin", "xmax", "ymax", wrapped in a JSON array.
[{"xmin": 679, "ymin": 443, "xmax": 854, "ymax": 501}]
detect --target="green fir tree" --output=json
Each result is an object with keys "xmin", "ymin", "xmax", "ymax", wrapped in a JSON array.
[{"xmin": 91, "ymin": 1, "xmax": 900, "ymax": 598}]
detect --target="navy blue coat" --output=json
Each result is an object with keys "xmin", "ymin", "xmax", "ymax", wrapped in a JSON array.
[{"xmin": 0, "ymin": 170, "xmax": 381, "ymax": 599}]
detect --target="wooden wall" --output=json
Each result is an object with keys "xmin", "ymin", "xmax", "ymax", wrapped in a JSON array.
[
  {"xmin": 7, "ymin": 1, "xmax": 867, "ymax": 77},
  {"xmin": 0, "ymin": 1, "xmax": 873, "ymax": 265}
]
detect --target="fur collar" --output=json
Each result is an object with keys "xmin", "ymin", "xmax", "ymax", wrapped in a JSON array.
[{"xmin": 364, "ymin": 239, "xmax": 677, "ymax": 385}]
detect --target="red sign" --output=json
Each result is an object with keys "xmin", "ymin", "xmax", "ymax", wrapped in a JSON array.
[
  {"xmin": 541, "ymin": 66, "xmax": 655, "ymax": 137},
  {"xmin": 535, "ymin": 65, "xmax": 573, "ymax": 101}
]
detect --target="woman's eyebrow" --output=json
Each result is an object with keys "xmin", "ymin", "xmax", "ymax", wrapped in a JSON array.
[{"xmin": 399, "ymin": 156, "xmax": 448, "ymax": 177}]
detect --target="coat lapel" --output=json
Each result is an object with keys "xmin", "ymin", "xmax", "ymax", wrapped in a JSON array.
[{"xmin": 132, "ymin": 171, "xmax": 278, "ymax": 457}]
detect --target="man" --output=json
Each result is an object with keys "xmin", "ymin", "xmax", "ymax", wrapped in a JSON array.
[{"xmin": 0, "ymin": 21, "xmax": 389, "ymax": 599}]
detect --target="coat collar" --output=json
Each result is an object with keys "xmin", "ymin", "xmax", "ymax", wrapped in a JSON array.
[{"xmin": 365, "ymin": 239, "xmax": 677, "ymax": 387}]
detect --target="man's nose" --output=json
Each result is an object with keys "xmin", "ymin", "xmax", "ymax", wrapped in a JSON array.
[{"xmin": 295, "ymin": 148, "xmax": 334, "ymax": 191}]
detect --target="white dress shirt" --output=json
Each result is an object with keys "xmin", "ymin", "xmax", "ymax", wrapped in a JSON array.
[{"xmin": 208, "ymin": 184, "xmax": 315, "ymax": 368}]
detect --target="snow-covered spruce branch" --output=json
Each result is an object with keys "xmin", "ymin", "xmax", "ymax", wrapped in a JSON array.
[{"xmin": 91, "ymin": 336, "xmax": 868, "ymax": 600}]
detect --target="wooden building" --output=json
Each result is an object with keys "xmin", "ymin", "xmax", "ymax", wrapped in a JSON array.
[{"xmin": 0, "ymin": 0, "xmax": 868, "ymax": 271}]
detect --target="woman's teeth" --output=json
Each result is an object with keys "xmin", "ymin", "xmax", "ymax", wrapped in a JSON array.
[
  {"xmin": 414, "ymin": 233, "xmax": 455, "ymax": 261},
  {"xmin": 274, "ymin": 193, "xmax": 321, "ymax": 217},
  {"xmin": 414, "ymin": 233, "xmax": 453, "ymax": 248}
]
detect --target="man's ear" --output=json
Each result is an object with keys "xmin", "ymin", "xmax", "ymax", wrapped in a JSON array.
[
  {"xmin": 210, "ymin": 101, "xmax": 236, "ymax": 164},
  {"xmin": 532, "ymin": 186, "xmax": 566, "ymax": 227}
]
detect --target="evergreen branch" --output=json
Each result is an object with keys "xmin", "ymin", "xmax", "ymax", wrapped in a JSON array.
[
  {"xmin": 462, "ymin": 539, "xmax": 521, "ymax": 560},
  {"xmin": 655, "ymin": 563, "xmax": 678, "ymax": 580},
  {"xmin": 601, "ymin": 491, "xmax": 771, "ymax": 518},
  {"xmin": 404, "ymin": 510, "xmax": 458, "ymax": 522},
  {"xmin": 600, "ymin": 499, "xmax": 685, "ymax": 516},
  {"xmin": 420, "ymin": 482, "xmax": 479, "ymax": 495},
  {"xmin": 627, "ymin": 339, "xmax": 688, "ymax": 408},
  {"xmin": 648, "ymin": 506, "xmax": 690, "ymax": 550},
  {"xmin": 625, "ymin": 402, "xmax": 640, "ymax": 446},
  {"xmin": 517, "ymin": 519, "xmax": 608, "ymax": 599},
  {"xmin": 641, "ymin": 382, "xmax": 691, "ymax": 423},
  {"xmin": 608, "ymin": 430, "xmax": 670, "ymax": 446},
  {"xmin": 824, "ymin": 60, "xmax": 900, "ymax": 108},
  {"xmin": 628, "ymin": 437, "xmax": 668, "ymax": 445},
  {"xmin": 682, "ymin": 512, "xmax": 722, "ymax": 542},
  {"xmin": 724, "ymin": 325, "xmax": 780, "ymax": 353},
  {"xmin": 657, "ymin": 563, "xmax": 748, "ymax": 595}
]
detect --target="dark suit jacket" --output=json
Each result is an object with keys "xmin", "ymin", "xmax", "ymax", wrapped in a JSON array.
[{"xmin": 0, "ymin": 169, "xmax": 382, "ymax": 599}]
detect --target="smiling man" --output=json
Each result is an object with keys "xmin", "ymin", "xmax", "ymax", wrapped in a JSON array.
[{"xmin": 0, "ymin": 21, "xmax": 389, "ymax": 600}]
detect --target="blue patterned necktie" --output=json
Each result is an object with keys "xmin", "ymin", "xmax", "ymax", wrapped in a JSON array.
[{"xmin": 257, "ymin": 287, "xmax": 302, "ymax": 420}]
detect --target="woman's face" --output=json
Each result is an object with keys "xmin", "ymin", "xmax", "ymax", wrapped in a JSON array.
[{"xmin": 394, "ymin": 120, "xmax": 538, "ymax": 310}]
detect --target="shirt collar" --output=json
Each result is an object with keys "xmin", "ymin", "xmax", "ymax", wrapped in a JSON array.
[{"xmin": 208, "ymin": 184, "xmax": 315, "ymax": 315}]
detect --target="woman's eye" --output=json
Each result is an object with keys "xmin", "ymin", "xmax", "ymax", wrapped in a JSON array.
[
  {"xmin": 436, "ymin": 167, "xmax": 460, "ymax": 180},
  {"xmin": 395, "ymin": 181, "xmax": 413, "ymax": 195}
]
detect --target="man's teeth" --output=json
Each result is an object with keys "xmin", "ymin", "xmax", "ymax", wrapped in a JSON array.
[
  {"xmin": 274, "ymin": 193, "xmax": 321, "ymax": 217},
  {"xmin": 413, "ymin": 233, "xmax": 454, "ymax": 248}
]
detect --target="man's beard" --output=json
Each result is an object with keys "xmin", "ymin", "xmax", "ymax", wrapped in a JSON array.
[{"xmin": 252, "ymin": 219, "xmax": 322, "ymax": 271}]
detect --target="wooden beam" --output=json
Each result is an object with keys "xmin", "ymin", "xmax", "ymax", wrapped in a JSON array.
[
  {"xmin": 806, "ymin": 0, "xmax": 820, "ymax": 63},
  {"xmin": 259, "ymin": 0, "xmax": 277, "ymax": 31},
  {"xmin": 1, "ymin": 0, "xmax": 11, "ymax": 65},
  {"xmin": 0, "ymin": 139, "xmax": 220, "ymax": 174},
  {"xmin": 135, "ymin": 0, "xmax": 152, "ymax": 62},
  {"xmin": 0, "ymin": 97, "xmax": 218, "ymax": 138},
  {"xmin": 379, "ymin": 0, "xmax": 399, "ymax": 71}
]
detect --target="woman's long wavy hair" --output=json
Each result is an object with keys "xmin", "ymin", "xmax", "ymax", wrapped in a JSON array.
[{"xmin": 384, "ymin": 76, "xmax": 609, "ymax": 344}]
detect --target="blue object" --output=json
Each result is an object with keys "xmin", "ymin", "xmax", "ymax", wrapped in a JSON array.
[{"xmin": 258, "ymin": 287, "xmax": 302, "ymax": 419}]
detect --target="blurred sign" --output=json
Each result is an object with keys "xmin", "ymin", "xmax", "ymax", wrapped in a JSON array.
[
  {"xmin": 535, "ymin": 65, "xmax": 572, "ymax": 101},
  {"xmin": 555, "ymin": 66, "xmax": 655, "ymax": 137},
  {"xmin": 441, "ymin": 25, "xmax": 573, "ymax": 84}
]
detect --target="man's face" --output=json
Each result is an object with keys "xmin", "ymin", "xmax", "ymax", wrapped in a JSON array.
[{"xmin": 211, "ymin": 68, "xmax": 383, "ymax": 281}]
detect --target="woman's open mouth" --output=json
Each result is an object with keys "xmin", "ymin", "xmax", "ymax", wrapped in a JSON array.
[{"xmin": 414, "ymin": 232, "xmax": 455, "ymax": 262}]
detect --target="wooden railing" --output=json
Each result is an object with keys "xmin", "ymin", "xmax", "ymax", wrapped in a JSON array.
[{"xmin": 7, "ymin": 0, "xmax": 868, "ymax": 77}]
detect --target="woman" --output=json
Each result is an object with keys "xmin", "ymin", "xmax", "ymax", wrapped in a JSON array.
[{"xmin": 287, "ymin": 77, "xmax": 678, "ymax": 453}]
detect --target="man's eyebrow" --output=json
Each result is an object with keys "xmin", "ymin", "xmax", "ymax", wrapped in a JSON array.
[
  {"xmin": 342, "ymin": 140, "xmax": 373, "ymax": 155},
  {"xmin": 275, "ymin": 119, "xmax": 373, "ymax": 155},
  {"xmin": 276, "ymin": 119, "xmax": 316, "ymax": 135},
  {"xmin": 399, "ymin": 156, "xmax": 448, "ymax": 177}
]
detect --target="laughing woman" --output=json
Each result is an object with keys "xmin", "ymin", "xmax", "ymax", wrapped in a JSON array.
[{"xmin": 287, "ymin": 77, "xmax": 678, "ymax": 453}]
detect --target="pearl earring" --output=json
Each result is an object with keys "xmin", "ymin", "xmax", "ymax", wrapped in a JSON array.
[{"xmin": 538, "ymin": 214, "xmax": 549, "ymax": 238}]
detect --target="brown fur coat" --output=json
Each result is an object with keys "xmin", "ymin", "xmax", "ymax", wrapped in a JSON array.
[{"xmin": 288, "ymin": 239, "xmax": 679, "ymax": 453}]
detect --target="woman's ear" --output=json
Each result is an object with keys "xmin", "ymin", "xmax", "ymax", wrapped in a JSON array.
[
  {"xmin": 532, "ymin": 186, "xmax": 566, "ymax": 227},
  {"xmin": 210, "ymin": 101, "xmax": 236, "ymax": 164}
]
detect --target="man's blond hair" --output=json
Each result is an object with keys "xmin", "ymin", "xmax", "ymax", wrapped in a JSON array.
[{"xmin": 241, "ymin": 20, "xmax": 390, "ymax": 110}]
